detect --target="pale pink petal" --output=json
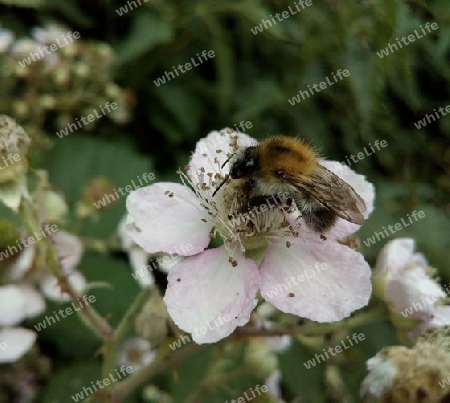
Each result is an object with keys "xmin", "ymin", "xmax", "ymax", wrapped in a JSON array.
[
  {"xmin": 0, "ymin": 29, "xmax": 14, "ymax": 53},
  {"xmin": 7, "ymin": 245, "xmax": 36, "ymax": 281},
  {"xmin": 126, "ymin": 183, "xmax": 212, "ymax": 255},
  {"xmin": 423, "ymin": 306, "xmax": 450, "ymax": 328},
  {"xmin": 385, "ymin": 266, "xmax": 444, "ymax": 313},
  {"xmin": 164, "ymin": 246, "xmax": 261, "ymax": 343},
  {"xmin": 319, "ymin": 160, "xmax": 375, "ymax": 239},
  {"xmin": 52, "ymin": 231, "xmax": 84, "ymax": 273},
  {"xmin": 374, "ymin": 238, "xmax": 416, "ymax": 275},
  {"xmin": 188, "ymin": 129, "xmax": 256, "ymax": 185},
  {"xmin": 40, "ymin": 271, "xmax": 86, "ymax": 302},
  {"xmin": 129, "ymin": 248, "xmax": 154, "ymax": 287},
  {"xmin": 407, "ymin": 306, "xmax": 450, "ymax": 340},
  {"xmin": 16, "ymin": 285, "xmax": 46, "ymax": 318},
  {"xmin": 0, "ymin": 327, "xmax": 36, "ymax": 363},
  {"xmin": 260, "ymin": 236, "xmax": 371, "ymax": 322},
  {"xmin": 265, "ymin": 370, "xmax": 285, "ymax": 402},
  {"xmin": 118, "ymin": 215, "xmax": 154, "ymax": 287},
  {"xmin": 0, "ymin": 285, "xmax": 28, "ymax": 326},
  {"xmin": 117, "ymin": 337, "xmax": 156, "ymax": 372}
]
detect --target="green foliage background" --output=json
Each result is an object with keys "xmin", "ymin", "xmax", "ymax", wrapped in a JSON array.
[{"xmin": 0, "ymin": 0, "xmax": 449, "ymax": 401}]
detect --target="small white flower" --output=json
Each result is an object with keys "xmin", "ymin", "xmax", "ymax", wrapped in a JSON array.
[
  {"xmin": 0, "ymin": 28, "xmax": 14, "ymax": 53},
  {"xmin": 39, "ymin": 231, "xmax": 87, "ymax": 302},
  {"xmin": 374, "ymin": 238, "xmax": 450, "ymax": 338},
  {"xmin": 118, "ymin": 215, "xmax": 153, "ymax": 288},
  {"xmin": 0, "ymin": 327, "xmax": 37, "ymax": 363},
  {"xmin": 117, "ymin": 337, "xmax": 156, "ymax": 372}
]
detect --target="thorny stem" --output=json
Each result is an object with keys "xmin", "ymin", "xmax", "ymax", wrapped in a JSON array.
[
  {"xmin": 110, "ymin": 343, "xmax": 202, "ymax": 403},
  {"xmin": 20, "ymin": 198, "xmax": 113, "ymax": 340},
  {"xmin": 100, "ymin": 286, "xmax": 154, "ymax": 402},
  {"xmin": 234, "ymin": 305, "xmax": 386, "ymax": 337}
]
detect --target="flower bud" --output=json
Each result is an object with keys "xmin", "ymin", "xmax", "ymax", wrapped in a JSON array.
[
  {"xmin": 0, "ymin": 115, "xmax": 30, "ymax": 184},
  {"xmin": 244, "ymin": 341, "xmax": 278, "ymax": 380},
  {"xmin": 135, "ymin": 291, "xmax": 168, "ymax": 347},
  {"xmin": 361, "ymin": 327, "xmax": 450, "ymax": 402},
  {"xmin": 143, "ymin": 385, "xmax": 173, "ymax": 403}
]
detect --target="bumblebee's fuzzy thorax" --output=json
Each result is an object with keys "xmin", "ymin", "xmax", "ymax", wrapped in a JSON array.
[
  {"xmin": 222, "ymin": 135, "xmax": 366, "ymax": 234},
  {"xmin": 254, "ymin": 135, "xmax": 319, "ymax": 179}
]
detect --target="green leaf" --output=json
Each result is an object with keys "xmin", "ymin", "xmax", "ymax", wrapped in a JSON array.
[
  {"xmin": 43, "ymin": 136, "xmax": 153, "ymax": 237},
  {"xmin": 42, "ymin": 361, "xmax": 101, "ymax": 402},
  {"xmin": 115, "ymin": 12, "xmax": 173, "ymax": 65}
]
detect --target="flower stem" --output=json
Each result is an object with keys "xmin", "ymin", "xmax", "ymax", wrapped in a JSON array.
[
  {"xmin": 110, "ymin": 343, "xmax": 202, "ymax": 403},
  {"xmin": 234, "ymin": 305, "xmax": 386, "ymax": 337},
  {"xmin": 100, "ymin": 286, "xmax": 154, "ymax": 402},
  {"xmin": 19, "ymin": 198, "xmax": 113, "ymax": 340}
]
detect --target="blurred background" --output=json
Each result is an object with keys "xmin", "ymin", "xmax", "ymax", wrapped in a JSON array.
[{"xmin": 0, "ymin": 0, "xmax": 449, "ymax": 401}]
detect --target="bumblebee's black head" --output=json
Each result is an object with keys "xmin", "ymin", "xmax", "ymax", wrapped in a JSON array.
[{"xmin": 229, "ymin": 146, "xmax": 258, "ymax": 178}]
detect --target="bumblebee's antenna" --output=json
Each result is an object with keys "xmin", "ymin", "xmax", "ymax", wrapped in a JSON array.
[
  {"xmin": 220, "ymin": 157, "xmax": 231, "ymax": 169},
  {"xmin": 212, "ymin": 174, "xmax": 229, "ymax": 197},
  {"xmin": 212, "ymin": 156, "xmax": 233, "ymax": 197}
]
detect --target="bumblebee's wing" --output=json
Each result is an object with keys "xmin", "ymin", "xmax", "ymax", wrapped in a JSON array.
[{"xmin": 291, "ymin": 165, "xmax": 367, "ymax": 225}]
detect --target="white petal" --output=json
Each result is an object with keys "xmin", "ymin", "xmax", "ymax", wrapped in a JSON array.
[
  {"xmin": 417, "ymin": 306, "xmax": 450, "ymax": 334},
  {"xmin": 117, "ymin": 337, "xmax": 156, "ymax": 372},
  {"xmin": 385, "ymin": 266, "xmax": 444, "ymax": 314},
  {"xmin": 265, "ymin": 370, "xmax": 285, "ymax": 402},
  {"xmin": 361, "ymin": 352, "xmax": 397, "ymax": 399},
  {"xmin": 118, "ymin": 214, "xmax": 134, "ymax": 250},
  {"xmin": 40, "ymin": 271, "xmax": 86, "ymax": 302},
  {"xmin": 129, "ymin": 248, "xmax": 154, "ymax": 288},
  {"xmin": 16, "ymin": 285, "xmax": 46, "ymax": 318},
  {"xmin": 126, "ymin": 183, "xmax": 212, "ymax": 255},
  {"xmin": 374, "ymin": 238, "xmax": 417, "ymax": 274},
  {"xmin": 52, "ymin": 231, "xmax": 84, "ymax": 273},
  {"xmin": 260, "ymin": 236, "xmax": 371, "ymax": 322},
  {"xmin": 0, "ymin": 285, "xmax": 28, "ymax": 325},
  {"xmin": 0, "ymin": 327, "xmax": 36, "ymax": 363},
  {"xmin": 7, "ymin": 245, "xmax": 36, "ymax": 281},
  {"xmin": 164, "ymin": 246, "xmax": 261, "ymax": 343},
  {"xmin": 187, "ymin": 129, "xmax": 256, "ymax": 185},
  {"xmin": 0, "ymin": 29, "xmax": 14, "ymax": 53}
]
